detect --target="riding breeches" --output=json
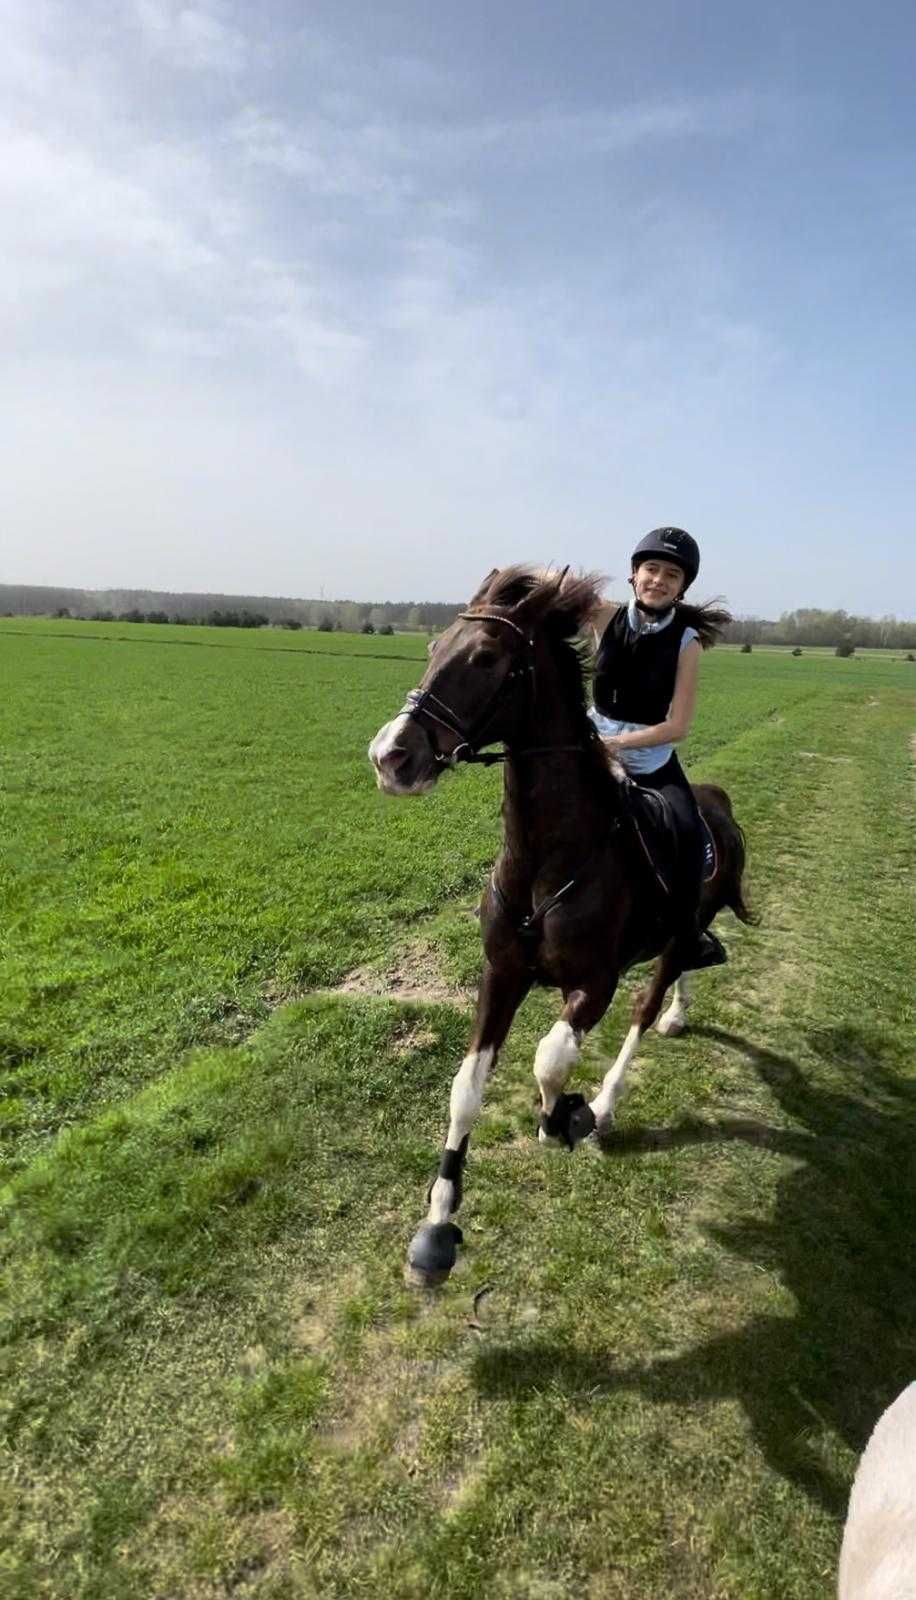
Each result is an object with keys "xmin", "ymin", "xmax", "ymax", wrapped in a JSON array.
[{"xmin": 633, "ymin": 753, "xmax": 706, "ymax": 934}]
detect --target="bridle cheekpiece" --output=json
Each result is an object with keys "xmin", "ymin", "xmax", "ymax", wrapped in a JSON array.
[{"xmin": 402, "ymin": 609, "xmax": 583, "ymax": 768}]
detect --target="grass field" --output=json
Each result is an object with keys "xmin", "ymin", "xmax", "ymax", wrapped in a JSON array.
[{"xmin": 1, "ymin": 618, "xmax": 914, "ymax": 1599}]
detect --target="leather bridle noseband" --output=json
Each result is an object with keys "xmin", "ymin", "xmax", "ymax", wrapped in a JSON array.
[{"xmin": 401, "ymin": 610, "xmax": 586, "ymax": 768}]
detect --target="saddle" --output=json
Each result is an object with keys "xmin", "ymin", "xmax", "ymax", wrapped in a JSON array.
[{"xmin": 623, "ymin": 779, "xmax": 717, "ymax": 901}]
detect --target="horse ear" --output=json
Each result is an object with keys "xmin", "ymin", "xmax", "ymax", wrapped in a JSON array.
[{"xmin": 468, "ymin": 567, "xmax": 500, "ymax": 605}]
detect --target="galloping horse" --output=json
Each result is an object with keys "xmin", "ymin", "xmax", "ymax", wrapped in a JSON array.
[{"xmin": 369, "ymin": 566, "xmax": 750, "ymax": 1287}]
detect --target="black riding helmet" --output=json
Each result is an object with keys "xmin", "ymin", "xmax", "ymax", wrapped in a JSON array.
[{"xmin": 631, "ymin": 527, "xmax": 700, "ymax": 592}]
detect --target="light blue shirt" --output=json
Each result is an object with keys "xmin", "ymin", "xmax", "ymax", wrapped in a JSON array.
[{"xmin": 589, "ymin": 599, "xmax": 699, "ymax": 775}]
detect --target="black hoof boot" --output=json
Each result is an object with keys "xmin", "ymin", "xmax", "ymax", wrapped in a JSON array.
[
  {"xmin": 567, "ymin": 1099, "xmax": 597, "ymax": 1147},
  {"xmin": 538, "ymin": 1092, "xmax": 596, "ymax": 1149},
  {"xmin": 405, "ymin": 1222, "xmax": 463, "ymax": 1288}
]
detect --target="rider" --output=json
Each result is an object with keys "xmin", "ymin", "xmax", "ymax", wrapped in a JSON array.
[{"xmin": 589, "ymin": 527, "xmax": 732, "ymax": 970}]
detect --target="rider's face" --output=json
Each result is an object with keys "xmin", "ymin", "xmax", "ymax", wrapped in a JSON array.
[{"xmin": 631, "ymin": 559, "xmax": 686, "ymax": 608}]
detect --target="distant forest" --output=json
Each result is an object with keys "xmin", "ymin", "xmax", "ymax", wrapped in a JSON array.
[
  {"xmin": 2, "ymin": 583, "xmax": 915, "ymax": 649},
  {"xmin": 0, "ymin": 583, "xmax": 457, "ymax": 635}
]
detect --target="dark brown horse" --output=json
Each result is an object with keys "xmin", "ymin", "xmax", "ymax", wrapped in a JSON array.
[{"xmin": 369, "ymin": 566, "xmax": 750, "ymax": 1287}]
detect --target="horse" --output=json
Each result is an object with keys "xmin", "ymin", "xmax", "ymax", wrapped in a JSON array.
[{"xmin": 368, "ymin": 565, "xmax": 751, "ymax": 1288}]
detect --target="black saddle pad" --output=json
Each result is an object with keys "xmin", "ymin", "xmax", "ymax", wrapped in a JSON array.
[{"xmin": 626, "ymin": 784, "xmax": 717, "ymax": 896}]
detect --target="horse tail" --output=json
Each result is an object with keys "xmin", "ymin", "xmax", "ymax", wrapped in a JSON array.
[
  {"xmin": 725, "ymin": 820, "xmax": 757, "ymax": 925},
  {"xmin": 693, "ymin": 780, "xmax": 757, "ymax": 926}
]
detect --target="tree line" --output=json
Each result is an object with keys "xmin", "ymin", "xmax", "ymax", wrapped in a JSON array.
[
  {"xmin": 2, "ymin": 584, "xmax": 915, "ymax": 648},
  {"xmin": 0, "ymin": 585, "xmax": 458, "ymax": 632},
  {"xmin": 724, "ymin": 609, "xmax": 916, "ymax": 649}
]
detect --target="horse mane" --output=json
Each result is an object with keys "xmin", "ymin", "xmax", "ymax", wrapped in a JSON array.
[
  {"xmin": 468, "ymin": 564, "xmax": 613, "ymax": 768},
  {"xmin": 470, "ymin": 564, "xmax": 606, "ymax": 637}
]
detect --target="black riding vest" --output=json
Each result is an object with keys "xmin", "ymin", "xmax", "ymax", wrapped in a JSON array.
[{"xmin": 593, "ymin": 606, "xmax": 691, "ymax": 724}]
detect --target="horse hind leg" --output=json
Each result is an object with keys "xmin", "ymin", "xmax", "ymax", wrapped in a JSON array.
[
  {"xmin": 588, "ymin": 945, "xmax": 682, "ymax": 1139},
  {"xmin": 535, "ymin": 1018, "xmax": 586, "ymax": 1148},
  {"xmin": 657, "ymin": 973, "xmax": 692, "ymax": 1037}
]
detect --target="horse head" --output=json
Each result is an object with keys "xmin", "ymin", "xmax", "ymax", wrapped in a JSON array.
[{"xmin": 368, "ymin": 564, "xmax": 603, "ymax": 795}]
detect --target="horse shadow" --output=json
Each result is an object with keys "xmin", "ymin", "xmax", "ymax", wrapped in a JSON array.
[{"xmin": 473, "ymin": 1024, "xmax": 916, "ymax": 1516}]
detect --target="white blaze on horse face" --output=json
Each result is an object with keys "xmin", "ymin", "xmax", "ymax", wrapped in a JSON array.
[
  {"xmin": 589, "ymin": 1024, "xmax": 642, "ymax": 1129},
  {"xmin": 426, "ymin": 1046, "xmax": 494, "ymax": 1224},
  {"xmin": 368, "ymin": 713, "xmax": 434, "ymax": 795},
  {"xmin": 368, "ymin": 713, "xmax": 407, "ymax": 778},
  {"xmin": 533, "ymin": 1020, "xmax": 580, "ymax": 1114}
]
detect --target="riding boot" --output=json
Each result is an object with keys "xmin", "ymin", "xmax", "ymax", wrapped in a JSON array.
[
  {"xmin": 677, "ymin": 927, "xmax": 728, "ymax": 971},
  {"xmin": 670, "ymin": 884, "xmax": 727, "ymax": 970}
]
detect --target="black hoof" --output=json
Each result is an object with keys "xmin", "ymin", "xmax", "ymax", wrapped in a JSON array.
[
  {"xmin": 405, "ymin": 1222, "xmax": 463, "ymax": 1287},
  {"xmin": 538, "ymin": 1092, "xmax": 597, "ymax": 1150}
]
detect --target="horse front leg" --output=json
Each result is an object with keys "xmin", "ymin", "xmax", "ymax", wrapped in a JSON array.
[
  {"xmin": 406, "ymin": 958, "xmax": 530, "ymax": 1288},
  {"xmin": 588, "ymin": 942, "xmax": 683, "ymax": 1138},
  {"xmin": 535, "ymin": 981, "xmax": 618, "ymax": 1148}
]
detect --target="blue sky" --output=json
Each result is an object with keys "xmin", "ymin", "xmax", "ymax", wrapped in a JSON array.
[{"xmin": 2, "ymin": 0, "xmax": 915, "ymax": 616}]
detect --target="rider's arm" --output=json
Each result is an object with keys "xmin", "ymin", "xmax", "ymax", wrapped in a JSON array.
[{"xmin": 606, "ymin": 638, "xmax": 701, "ymax": 751}]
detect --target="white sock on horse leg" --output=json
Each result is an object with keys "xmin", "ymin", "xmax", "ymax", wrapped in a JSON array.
[
  {"xmin": 427, "ymin": 1047, "xmax": 494, "ymax": 1224},
  {"xmin": 533, "ymin": 1020, "xmax": 580, "ymax": 1113},
  {"xmin": 589, "ymin": 1025, "xmax": 642, "ymax": 1125},
  {"xmin": 658, "ymin": 975, "xmax": 692, "ymax": 1036}
]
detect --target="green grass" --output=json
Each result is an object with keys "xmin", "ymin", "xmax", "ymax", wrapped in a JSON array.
[{"xmin": 1, "ymin": 619, "xmax": 913, "ymax": 1598}]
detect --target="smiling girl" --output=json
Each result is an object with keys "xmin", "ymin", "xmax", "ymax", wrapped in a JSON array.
[{"xmin": 589, "ymin": 527, "xmax": 733, "ymax": 969}]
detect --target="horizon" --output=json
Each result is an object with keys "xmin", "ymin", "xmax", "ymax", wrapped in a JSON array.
[
  {"xmin": 3, "ymin": 575, "xmax": 915, "ymax": 626},
  {"xmin": 3, "ymin": 2, "xmax": 916, "ymax": 618}
]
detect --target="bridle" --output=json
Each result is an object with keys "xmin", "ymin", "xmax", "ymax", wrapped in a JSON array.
[{"xmin": 402, "ymin": 610, "xmax": 587, "ymax": 768}]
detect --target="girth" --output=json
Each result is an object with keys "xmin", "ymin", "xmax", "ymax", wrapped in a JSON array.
[
  {"xmin": 488, "ymin": 832, "xmax": 620, "ymax": 965},
  {"xmin": 489, "ymin": 873, "xmax": 577, "ymax": 955}
]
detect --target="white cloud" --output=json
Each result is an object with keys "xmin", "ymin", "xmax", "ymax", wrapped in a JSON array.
[
  {"xmin": 225, "ymin": 87, "xmax": 775, "ymax": 200},
  {"xmin": 132, "ymin": 0, "xmax": 248, "ymax": 74},
  {"xmin": 231, "ymin": 258, "xmax": 367, "ymax": 380},
  {"xmin": 0, "ymin": 126, "xmax": 216, "ymax": 277},
  {"xmin": 226, "ymin": 105, "xmax": 414, "ymax": 206}
]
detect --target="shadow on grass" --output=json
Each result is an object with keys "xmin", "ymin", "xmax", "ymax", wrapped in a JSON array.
[{"xmin": 474, "ymin": 1024, "xmax": 916, "ymax": 1517}]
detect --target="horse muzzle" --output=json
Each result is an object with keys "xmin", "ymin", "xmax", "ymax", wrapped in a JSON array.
[{"xmin": 368, "ymin": 715, "xmax": 441, "ymax": 795}]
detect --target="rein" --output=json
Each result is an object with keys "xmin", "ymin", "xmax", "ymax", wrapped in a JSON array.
[{"xmin": 403, "ymin": 610, "xmax": 587, "ymax": 768}]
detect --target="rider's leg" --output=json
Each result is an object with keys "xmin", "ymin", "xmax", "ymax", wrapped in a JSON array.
[{"xmin": 639, "ymin": 756, "xmax": 726, "ymax": 970}]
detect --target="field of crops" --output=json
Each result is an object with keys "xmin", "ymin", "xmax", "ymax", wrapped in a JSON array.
[{"xmin": 1, "ymin": 617, "xmax": 914, "ymax": 1599}]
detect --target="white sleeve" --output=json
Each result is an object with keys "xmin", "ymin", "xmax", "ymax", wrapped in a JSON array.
[{"xmin": 679, "ymin": 626, "xmax": 700, "ymax": 652}]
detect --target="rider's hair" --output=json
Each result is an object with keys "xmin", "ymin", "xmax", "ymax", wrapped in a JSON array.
[{"xmin": 676, "ymin": 598, "xmax": 732, "ymax": 650}]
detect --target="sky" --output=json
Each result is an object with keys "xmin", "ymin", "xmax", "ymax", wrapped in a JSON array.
[{"xmin": 2, "ymin": 0, "xmax": 915, "ymax": 617}]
